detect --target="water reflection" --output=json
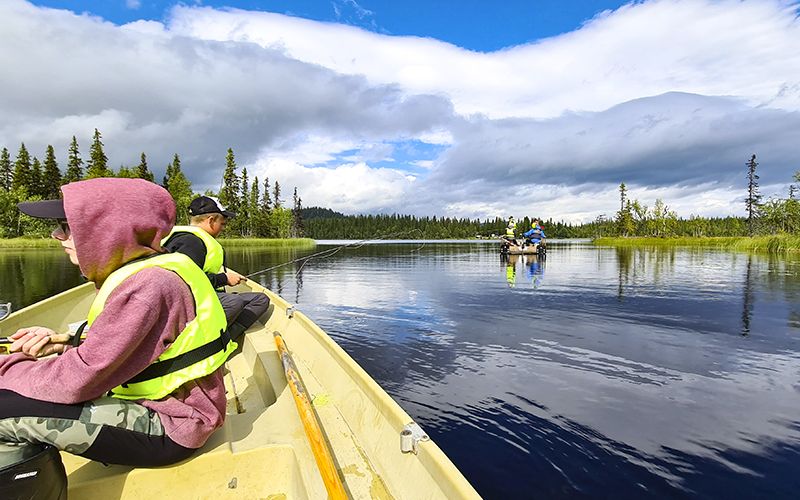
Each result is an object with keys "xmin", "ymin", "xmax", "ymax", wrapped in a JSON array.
[{"xmin": 5, "ymin": 241, "xmax": 800, "ymax": 498}]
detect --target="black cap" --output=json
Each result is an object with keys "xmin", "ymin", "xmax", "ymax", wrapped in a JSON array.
[
  {"xmin": 17, "ymin": 199, "xmax": 66, "ymax": 219},
  {"xmin": 188, "ymin": 196, "xmax": 236, "ymax": 218}
]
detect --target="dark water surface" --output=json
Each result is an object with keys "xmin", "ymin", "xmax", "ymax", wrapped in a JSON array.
[{"xmin": 3, "ymin": 240, "xmax": 800, "ymax": 499}]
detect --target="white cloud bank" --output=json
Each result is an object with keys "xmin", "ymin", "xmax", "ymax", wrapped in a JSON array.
[{"xmin": 1, "ymin": 0, "xmax": 800, "ymax": 221}]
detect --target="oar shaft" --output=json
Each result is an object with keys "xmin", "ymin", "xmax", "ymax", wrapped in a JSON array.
[{"xmin": 273, "ymin": 332, "xmax": 349, "ymax": 500}]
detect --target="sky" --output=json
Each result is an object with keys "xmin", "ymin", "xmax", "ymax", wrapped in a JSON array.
[{"xmin": 2, "ymin": 0, "xmax": 800, "ymax": 223}]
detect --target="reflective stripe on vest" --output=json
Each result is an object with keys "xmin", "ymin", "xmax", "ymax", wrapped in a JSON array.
[
  {"xmin": 162, "ymin": 225, "xmax": 225, "ymax": 274},
  {"xmin": 87, "ymin": 253, "xmax": 235, "ymax": 400}
]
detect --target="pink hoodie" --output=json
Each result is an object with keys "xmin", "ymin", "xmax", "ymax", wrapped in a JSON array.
[{"xmin": 0, "ymin": 178, "xmax": 227, "ymax": 449}]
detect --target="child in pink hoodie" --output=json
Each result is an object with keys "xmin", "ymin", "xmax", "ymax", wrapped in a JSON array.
[{"xmin": 0, "ymin": 178, "xmax": 228, "ymax": 466}]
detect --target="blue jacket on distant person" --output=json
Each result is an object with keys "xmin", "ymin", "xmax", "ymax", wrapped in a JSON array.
[{"xmin": 524, "ymin": 223, "xmax": 545, "ymax": 242}]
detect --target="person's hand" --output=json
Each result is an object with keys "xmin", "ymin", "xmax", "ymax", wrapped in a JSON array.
[
  {"xmin": 7, "ymin": 327, "xmax": 68, "ymax": 358},
  {"xmin": 226, "ymin": 270, "xmax": 247, "ymax": 286}
]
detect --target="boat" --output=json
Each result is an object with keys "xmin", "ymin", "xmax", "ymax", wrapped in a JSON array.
[
  {"xmin": 0, "ymin": 278, "xmax": 482, "ymax": 499},
  {"xmin": 499, "ymin": 236, "xmax": 546, "ymax": 256}
]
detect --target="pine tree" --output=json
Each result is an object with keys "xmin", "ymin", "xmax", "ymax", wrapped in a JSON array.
[
  {"xmin": 219, "ymin": 148, "xmax": 240, "ymax": 214},
  {"xmin": 163, "ymin": 154, "xmax": 194, "ymax": 225},
  {"xmin": 239, "ymin": 167, "xmax": 249, "ymax": 237},
  {"xmin": 29, "ymin": 157, "xmax": 43, "ymax": 197},
  {"xmin": 135, "ymin": 152, "xmax": 155, "ymax": 182},
  {"xmin": 291, "ymin": 187, "xmax": 304, "ymax": 238},
  {"xmin": 250, "ymin": 176, "xmax": 262, "ymax": 237},
  {"xmin": 616, "ymin": 183, "xmax": 634, "ymax": 236},
  {"xmin": 63, "ymin": 136, "xmax": 83, "ymax": 184},
  {"xmin": 116, "ymin": 165, "xmax": 135, "ymax": 178},
  {"xmin": 745, "ymin": 154, "xmax": 761, "ymax": 237},
  {"xmin": 0, "ymin": 148, "xmax": 12, "ymax": 191},
  {"xmin": 12, "ymin": 143, "xmax": 32, "ymax": 192},
  {"xmin": 261, "ymin": 177, "xmax": 273, "ymax": 237},
  {"xmin": 273, "ymin": 180, "xmax": 282, "ymax": 209},
  {"xmin": 85, "ymin": 128, "xmax": 111, "ymax": 179},
  {"xmin": 42, "ymin": 145, "xmax": 62, "ymax": 198}
]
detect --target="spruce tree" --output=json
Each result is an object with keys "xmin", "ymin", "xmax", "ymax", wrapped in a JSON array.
[
  {"xmin": 85, "ymin": 128, "xmax": 111, "ymax": 179},
  {"xmin": 291, "ymin": 187, "xmax": 304, "ymax": 238},
  {"xmin": 63, "ymin": 136, "xmax": 83, "ymax": 184},
  {"xmin": 12, "ymin": 143, "xmax": 32, "ymax": 192},
  {"xmin": 0, "ymin": 148, "xmax": 12, "ymax": 191},
  {"xmin": 116, "ymin": 165, "xmax": 135, "ymax": 178},
  {"xmin": 163, "ymin": 154, "xmax": 193, "ymax": 225},
  {"xmin": 250, "ymin": 176, "xmax": 262, "ymax": 237},
  {"xmin": 745, "ymin": 154, "xmax": 761, "ymax": 237},
  {"xmin": 219, "ymin": 148, "xmax": 240, "ymax": 214},
  {"xmin": 135, "ymin": 152, "xmax": 155, "ymax": 182},
  {"xmin": 42, "ymin": 145, "xmax": 62, "ymax": 198},
  {"xmin": 29, "ymin": 157, "xmax": 43, "ymax": 197},
  {"xmin": 273, "ymin": 180, "xmax": 282, "ymax": 209},
  {"xmin": 239, "ymin": 167, "xmax": 249, "ymax": 237}
]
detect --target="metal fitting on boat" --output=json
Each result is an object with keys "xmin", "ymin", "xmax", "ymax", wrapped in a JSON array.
[
  {"xmin": 400, "ymin": 422, "xmax": 429, "ymax": 454},
  {"xmin": 286, "ymin": 307, "xmax": 295, "ymax": 319}
]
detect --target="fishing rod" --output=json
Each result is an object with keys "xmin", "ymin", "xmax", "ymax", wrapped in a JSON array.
[{"xmin": 245, "ymin": 229, "xmax": 426, "ymax": 280}]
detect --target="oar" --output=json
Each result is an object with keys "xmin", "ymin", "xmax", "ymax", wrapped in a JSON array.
[{"xmin": 273, "ymin": 331, "xmax": 349, "ymax": 500}]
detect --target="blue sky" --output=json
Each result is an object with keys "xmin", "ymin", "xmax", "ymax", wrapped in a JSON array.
[
  {"xmin": 4, "ymin": 0, "xmax": 800, "ymax": 221},
  {"xmin": 28, "ymin": 0, "xmax": 630, "ymax": 51}
]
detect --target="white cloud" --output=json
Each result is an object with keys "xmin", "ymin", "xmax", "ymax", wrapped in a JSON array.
[
  {"xmin": 1, "ymin": 0, "xmax": 799, "ymax": 221},
  {"xmin": 126, "ymin": 0, "xmax": 141, "ymax": 9}
]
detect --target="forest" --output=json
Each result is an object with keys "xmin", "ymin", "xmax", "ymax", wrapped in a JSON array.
[{"xmin": 1, "ymin": 135, "xmax": 792, "ymax": 242}]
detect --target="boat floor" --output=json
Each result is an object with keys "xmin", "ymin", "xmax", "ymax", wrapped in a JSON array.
[{"xmin": 63, "ymin": 317, "xmax": 393, "ymax": 500}]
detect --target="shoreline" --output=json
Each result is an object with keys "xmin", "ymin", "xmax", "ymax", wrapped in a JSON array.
[
  {"xmin": 593, "ymin": 235, "xmax": 800, "ymax": 252},
  {"xmin": 0, "ymin": 237, "xmax": 317, "ymax": 249}
]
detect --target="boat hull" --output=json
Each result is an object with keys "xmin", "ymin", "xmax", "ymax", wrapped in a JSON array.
[{"xmin": 0, "ymin": 277, "xmax": 482, "ymax": 499}]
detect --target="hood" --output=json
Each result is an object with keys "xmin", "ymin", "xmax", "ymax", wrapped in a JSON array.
[{"xmin": 61, "ymin": 178, "xmax": 176, "ymax": 286}]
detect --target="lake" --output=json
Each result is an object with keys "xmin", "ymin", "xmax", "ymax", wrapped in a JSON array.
[{"xmin": 2, "ymin": 240, "xmax": 800, "ymax": 499}]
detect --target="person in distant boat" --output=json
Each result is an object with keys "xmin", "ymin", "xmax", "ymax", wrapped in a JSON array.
[
  {"xmin": 161, "ymin": 196, "xmax": 269, "ymax": 341},
  {"xmin": 505, "ymin": 216, "xmax": 518, "ymax": 244},
  {"xmin": 524, "ymin": 220, "xmax": 546, "ymax": 246},
  {"xmin": 1, "ymin": 178, "xmax": 234, "ymax": 469}
]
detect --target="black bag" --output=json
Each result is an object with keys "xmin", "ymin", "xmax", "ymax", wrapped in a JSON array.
[{"xmin": 0, "ymin": 443, "xmax": 67, "ymax": 500}]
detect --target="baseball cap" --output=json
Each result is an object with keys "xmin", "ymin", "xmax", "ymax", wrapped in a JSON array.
[
  {"xmin": 17, "ymin": 199, "xmax": 66, "ymax": 219},
  {"xmin": 188, "ymin": 196, "xmax": 236, "ymax": 218}
]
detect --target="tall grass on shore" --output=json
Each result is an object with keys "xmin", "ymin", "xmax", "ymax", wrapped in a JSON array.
[
  {"xmin": 0, "ymin": 237, "xmax": 317, "ymax": 249},
  {"xmin": 593, "ymin": 235, "xmax": 800, "ymax": 252}
]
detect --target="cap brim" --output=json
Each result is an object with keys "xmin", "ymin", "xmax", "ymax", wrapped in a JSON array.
[
  {"xmin": 17, "ymin": 199, "xmax": 66, "ymax": 219},
  {"xmin": 221, "ymin": 210, "xmax": 236, "ymax": 218}
]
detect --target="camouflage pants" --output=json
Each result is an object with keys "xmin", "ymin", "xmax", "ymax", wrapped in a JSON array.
[{"xmin": 0, "ymin": 390, "xmax": 193, "ymax": 466}]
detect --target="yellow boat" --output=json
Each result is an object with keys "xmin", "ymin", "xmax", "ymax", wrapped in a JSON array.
[{"xmin": 1, "ymin": 278, "xmax": 482, "ymax": 500}]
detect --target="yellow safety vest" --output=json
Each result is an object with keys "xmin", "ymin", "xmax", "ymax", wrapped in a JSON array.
[
  {"xmin": 162, "ymin": 225, "xmax": 225, "ymax": 274},
  {"xmin": 506, "ymin": 221, "xmax": 516, "ymax": 237},
  {"xmin": 87, "ymin": 253, "xmax": 235, "ymax": 400}
]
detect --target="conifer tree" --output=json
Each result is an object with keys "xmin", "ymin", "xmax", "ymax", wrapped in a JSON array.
[
  {"xmin": 42, "ymin": 145, "xmax": 62, "ymax": 198},
  {"xmin": 273, "ymin": 180, "xmax": 282, "ymax": 209},
  {"xmin": 0, "ymin": 148, "xmax": 12, "ymax": 191},
  {"xmin": 12, "ymin": 143, "xmax": 32, "ymax": 192},
  {"xmin": 219, "ymin": 148, "xmax": 240, "ymax": 212},
  {"xmin": 85, "ymin": 128, "xmax": 111, "ymax": 179},
  {"xmin": 135, "ymin": 152, "xmax": 155, "ymax": 182},
  {"xmin": 239, "ymin": 167, "xmax": 249, "ymax": 237},
  {"xmin": 29, "ymin": 157, "xmax": 43, "ymax": 197},
  {"xmin": 163, "ymin": 154, "xmax": 194, "ymax": 225},
  {"xmin": 116, "ymin": 165, "xmax": 134, "ymax": 178},
  {"xmin": 63, "ymin": 136, "xmax": 84, "ymax": 184},
  {"xmin": 250, "ymin": 176, "xmax": 262, "ymax": 237},
  {"xmin": 291, "ymin": 187, "xmax": 304, "ymax": 238},
  {"xmin": 745, "ymin": 154, "xmax": 761, "ymax": 237},
  {"xmin": 261, "ymin": 177, "xmax": 273, "ymax": 237}
]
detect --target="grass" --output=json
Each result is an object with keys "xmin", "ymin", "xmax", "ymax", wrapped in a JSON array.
[
  {"xmin": 0, "ymin": 237, "xmax": 317, "ymax": 249},
  {"xmin": 593, "ymin": 234, "xmax": 800, "ymax": 252}
]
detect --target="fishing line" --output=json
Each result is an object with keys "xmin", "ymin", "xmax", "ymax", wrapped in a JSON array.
[{"xmin": 246, "ymin": 229, "xmax": 426, "ymax": 293}]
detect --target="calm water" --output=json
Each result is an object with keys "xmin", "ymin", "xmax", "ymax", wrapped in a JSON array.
[{"xmin": 2, "ymin": 240, "xmax": 800, "ymax": 499}]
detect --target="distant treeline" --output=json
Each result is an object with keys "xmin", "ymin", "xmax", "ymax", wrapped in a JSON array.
[
  {"xmin": 0, "ymin": 130, "xmax": 304, "ymax": 239},
  {"xmin": 301, "ymin": 207, "xmax": 751, "ymax": 239}
]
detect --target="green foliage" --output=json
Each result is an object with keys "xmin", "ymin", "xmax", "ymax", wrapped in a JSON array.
[
  {"xmin": 0, "ymin": 188, "xmax": 51, "ymax": 238},
  {"xmin": 63, "ymin": 136, "xmax": 83, "ymax": 184},
  {"xmin": 163, "ymin": 154, "xmax": 194, "ymax": 225},
  {"xmin": 12, "ymin": 143, "xmax": 32, "ymax": 191},
  {"xmin": 0, "ymin": 148, "xmax": 11, "ymax": 191},
  {"xmin": 85, "ymin": 129, "xmax": 113, "ymax": 179},
  {"xmin": 42, "ymin": 145, "xmax": 62, "ymax": 198},
  {"xmin": 135, "ymin": 153, "xmax": 155, "ymax": 182}
]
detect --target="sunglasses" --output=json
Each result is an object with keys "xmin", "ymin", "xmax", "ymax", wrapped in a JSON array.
[{"xmin": 51, "ymin": 220, "xmax": 71, "ymax": 241}]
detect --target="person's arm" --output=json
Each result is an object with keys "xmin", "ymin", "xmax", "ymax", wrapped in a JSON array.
[
  {"xmin": 163, "ymin": 232, "xmax": 207, "ymax": 269},
  {"xmin": 0, "ymin": 267, "xmax": 194, "ymax": 403}
]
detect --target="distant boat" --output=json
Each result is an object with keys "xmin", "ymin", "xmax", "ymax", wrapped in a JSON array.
[
  {"xmin": 1, "ymin": 277, "xmax": 482, "ymax": 500},
  {"xmin": 499, "ymin": 236, "xmax": 546, "ymax": 256}
]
